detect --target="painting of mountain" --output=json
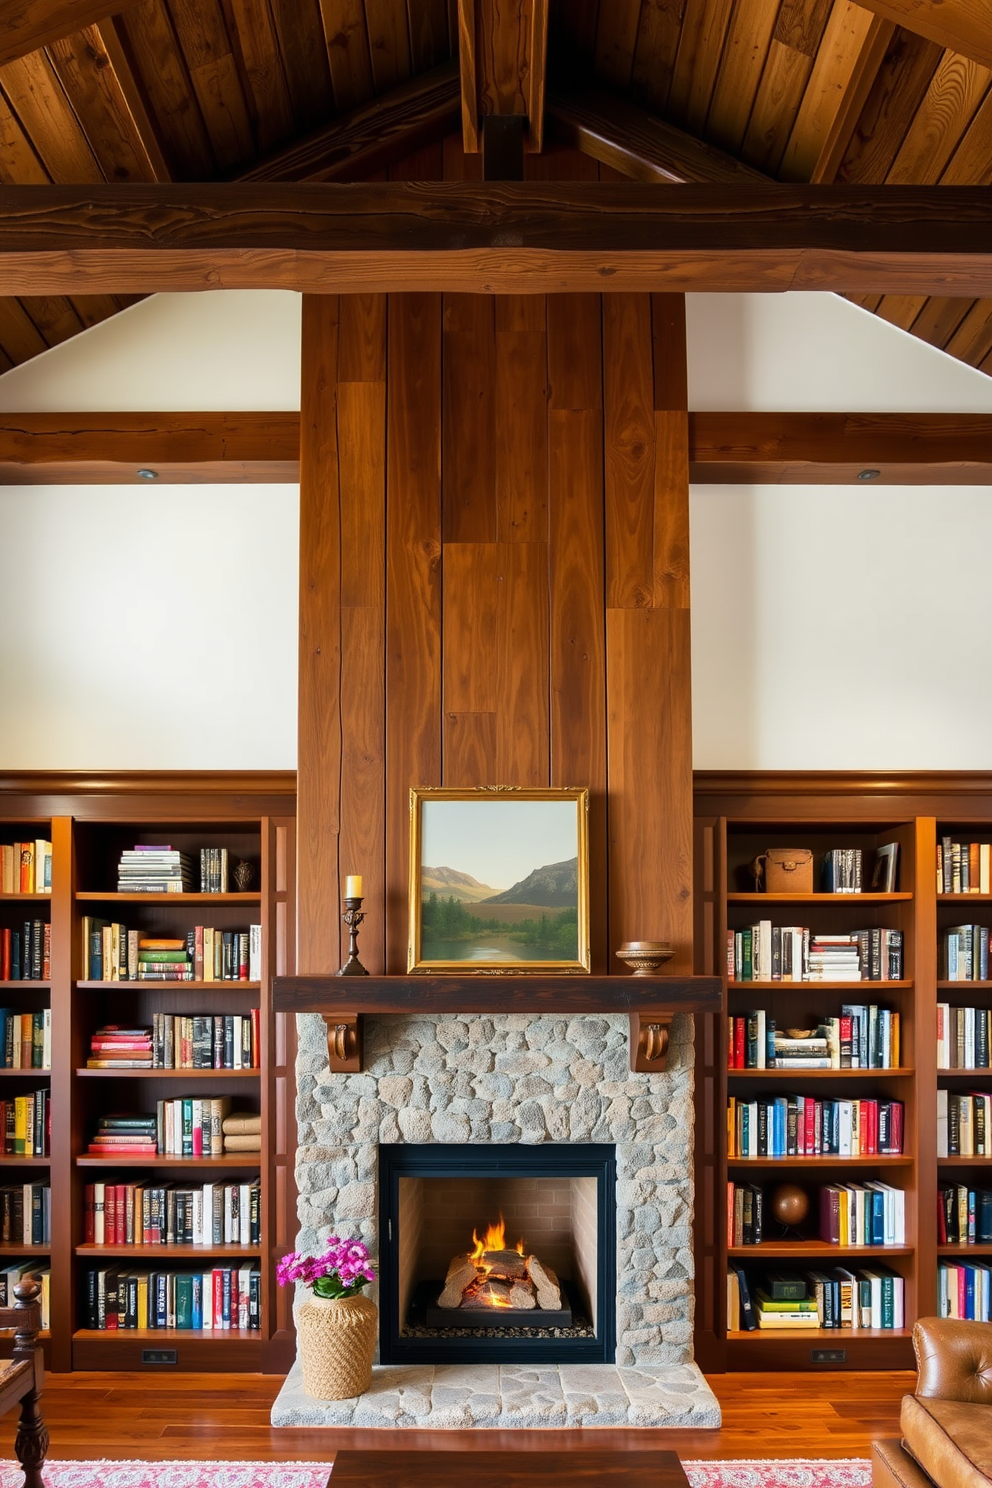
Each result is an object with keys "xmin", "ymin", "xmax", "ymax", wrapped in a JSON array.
[
  {"xmin": 483, "ymin": 857, "xmax": 578, "ymax": 907},
  {"xmin": 421, "ymin": 866, "xmax": 499, "ymax": 903}
]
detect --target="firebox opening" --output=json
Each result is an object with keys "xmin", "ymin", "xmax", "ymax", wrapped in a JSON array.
[{"xmin": 379, "ymin": 1144, "xmax": 616, "ymax": 1364}]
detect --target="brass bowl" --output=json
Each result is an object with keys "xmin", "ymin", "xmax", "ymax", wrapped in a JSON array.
[{"xmin": 616, "ymin": 941, "xmax": 675, "ymax": 976}]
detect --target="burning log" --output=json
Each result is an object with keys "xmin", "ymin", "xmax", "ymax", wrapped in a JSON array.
[
  {"xmin": 463, "ymin": 1277, "xmax": 515, "ymax": 1308},
  {"xmin": 510, "ymin": 1281, "xmax": 537, "ymax": 1309},
  {"xmin": 438, "ymin": 1256, "xmax": 480, "ymax": 1309},
  {"xmin": 481, "ymin": 1249, "xmax": 528, "ymax": 1279},
  {"xmin": 528, "ymin": 1256, "xmax": 562, "ymax": 1310}
]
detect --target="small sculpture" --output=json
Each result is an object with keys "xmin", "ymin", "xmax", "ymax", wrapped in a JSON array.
[
  {"xmin": 770, "ymin": 1182, "xmax": 810, "ymax": 1237},
  {"xmin": 615, "ymin": 941, "xmax": 675, "ymax": 976},
  {"xmin": 233, "ymin": 860, "xmax": 255, "ymax": 892}
]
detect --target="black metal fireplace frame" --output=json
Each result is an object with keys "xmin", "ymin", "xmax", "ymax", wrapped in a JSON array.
[{"xmin": 377, "ymin": 1142, "xmax": 617, "ymax": 1364}]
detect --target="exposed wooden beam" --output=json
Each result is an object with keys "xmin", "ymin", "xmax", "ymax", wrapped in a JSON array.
[
  {"xmin": 239, "ymin": 60, "xmax": 460, "ymax": 183},
  {"xmin": 0, "ymin": 412, "xmax": 300, "ymax": 483},
  {"xmin": 689, "ymin": 411, "xmax": 992, "ymax": 484},
  {"xmin": 546, "ymin": 76, "xmax": 768, "ymax": 184},
  {"xmin": 0, "ymin": 0, "xmax": 140, "ymax": 67},
  {"xmin": 3, "ymin": 183, "xmax": 992, "ymax": 297},
  {"xmin": 6, "ymin": 410, "xmax": 992, "ymax": 486},
  {"xmin": 855, "ymin": 0, "xmax": 992, "ymax": 72},
  {"xmin": 457, "ymin": 0, "xmax": 548, "ymax": 154}
]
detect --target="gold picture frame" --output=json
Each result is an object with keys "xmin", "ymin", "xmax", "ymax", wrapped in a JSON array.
[{"xmin": 408, "ymin": 786, "xmax": 591, "ymax": 974}]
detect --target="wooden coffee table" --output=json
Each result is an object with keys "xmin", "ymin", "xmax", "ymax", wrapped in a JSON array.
[{"xmin": 328, "ymin": 1447, "xmax": 690, "ymax": 1487}]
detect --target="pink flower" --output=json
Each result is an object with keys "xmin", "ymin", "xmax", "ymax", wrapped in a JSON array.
[{"xmin": 277, "ymin": 1237, "xmax": 374, "ymax": 1299}]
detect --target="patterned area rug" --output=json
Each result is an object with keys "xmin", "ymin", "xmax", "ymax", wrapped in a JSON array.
[{"xmin": 0, "ymin": 1458, "xmax": 874, "ymax": 1487}]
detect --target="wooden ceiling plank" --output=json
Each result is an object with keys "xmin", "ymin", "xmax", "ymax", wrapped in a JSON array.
[
  {"xmin": 115, "ymin": 1, "xmax": 215, "ymax": 178},
  {"xmin": 0, "ymin": 345, "xmax": 13, "ymax": 374},
  {"xmin": 740, "ymin": 37, "xmax": 817, "ymax": 172},
  {"xmin": 873, "ymin": 292, "xmax": 927, "ymax": 329},
  {"xmin": 774, "ymin": 0, "xmax": 835, "ymax": 57},
  {"xmin": 223, "ymin": 0, "xmax": 295, "ymax": 154},
  {"xmin": 456, "ymin": 0, "xmax": 478, "ymax": 151},
  {"xmin": 363, "ymin": 0, "xmax": 413, "ymax": 95},
  {"xmin": 835, "ymin": 25, "xmax": 941, "ymax": 181},
  {"xmin": 317, "ymin": 0, "xmax": 375, "ymax": 114},
  {"xmin": 0, "ymin": 49, "xmax": 104, "ymax": 182},
  {"xmin": 0, "ymin": 410, "xmax": 300, "ymax": 484},
  {"xmin": 267, "ymin": 0, "xmax": 333, "ymax": 132},
  {"xmin": 6, "ymin": 183, "xmax": 992, "ymax": 297},
  {"xmin": 408, "ymin": 0, "xmax": 451, "ymax": 72},
  {"xmin": 667, "ymin": 0, "xmax": 735, "ymax": 137},
  {"xmin": 546, "ymin": 75, "xmax": 768, "ymax": 184},
  {"xmin": 937, "ymin": 67, "xmax": 992, "ymax": 183},
  {"xmin": 809, "ymin": 13, "xmax": 896, "ymax": 182},
  {"xmin": 944, "ymin": 296, "xmax": 992, "ymax": 366},
  {"xmin": 169, "ymin": 0, "xmax": 256, "ymax": 171},
  {"xmin": 549, "ymin": 0, "xmax": 598, "ymax": 58},
  {"xmin": 71, "ymin": 293, "xmax": 128, "ymax": 328},
  {"xmin": 886, "ymin": 49, "xmax": 992, "ymax": 184},
  {"xmin": 17, "ymin": 294, "xmax": 82, "ymax": 346},
  {"xmin": 594, "ymin": 0, "xmax": 642, "ymax": 90},
  {"xmin": 0, "ymin": 89, "xmax": 49, "ymax": 183},
  {"xmin": 0, "ymin": 298, "xmax": 48, "ymax": 363},
  {"xmin": 0, "ymin": 0, "xmax": 142, "ymax": 69},
  {"xmin": 705, "ymin": 0, "xmax": 780, "ymax": 155},
  {"xmin": 629, "ymin": 0, "xmax": 685, "ymax": 115},
  {"xmin": 46, "ymin": 25, "xmax": 161, "ymax": 184},
  {"xmin": 94, "ymin": 19, "xmax": 173, "ymax": 181},
  {"xmin": 239, "ymin": 59, "xmax": 458, "ymax": 182},
  {"xmin": 855, "ymin": 0, "xmax": 992, "ymax": 72},
  {"xmin": 908, "ymin": 294, "xmax": 974, "ymax": 348},
  {"xmin": 780, "ymin": 0, "xmax": 880, "ymax": 182}
]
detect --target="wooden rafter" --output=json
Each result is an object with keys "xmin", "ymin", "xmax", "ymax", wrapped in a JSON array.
[
  {"xmin": 809, "ymin": 15, "xmax": 897, "ymax": 184},
  {"xmin": 3, "ymin": 183, "xmax": 992, "ymax": 297},
  {"xmin": 855, "ymin": 0, "xmax": 992, "ymax": 72},
  {"xmin": 5, "ymin": 410, "xmax": 992, "ymax": 486},
  {"xmin": 0, "ymin": 0, "xmax": 141, "ymax": 67},
  {"xmin": 457, "ymin": 0, "xmax": 549, "ymax": 153}
]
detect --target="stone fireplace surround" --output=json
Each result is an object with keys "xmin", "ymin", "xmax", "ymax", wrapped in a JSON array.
[{"xmin": 271, "ymin": 1008, "xmax": 721, "ymax": 1428}]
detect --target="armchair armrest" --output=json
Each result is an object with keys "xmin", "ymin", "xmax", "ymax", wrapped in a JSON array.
[{"xmin": 913, "ymin": 1317, "xmax": 992, "ymax": 1404}]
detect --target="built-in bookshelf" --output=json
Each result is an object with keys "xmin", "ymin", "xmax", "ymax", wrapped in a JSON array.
[{"xmin": 0, "ymin": 777, "xmax": 296, "ymax": 1374}]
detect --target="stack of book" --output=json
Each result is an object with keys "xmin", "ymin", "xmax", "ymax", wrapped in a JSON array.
[
  {"xmin": 939, "ymin": 1261, "xmax": 991, "ymax": 1321},
  {"xmin": 0, "ymin": 923, "xmax": 50, "ymax": 980},
  {"xmin": 939, "ymin": 838, "xmax": 992, "ymax": 895},
  {"xmin": 136, "ymin": 939, "xmax": 192, "ymax": 981},
  {"xmin": 728, "ymin": 923, "xmax": 903, "ymax": 982},
  {"xmin": 755, "ymin": 1284, "xmax": 820, "ymax": 1330},
  {"xmin": 937, "ymin": 1005, "xmax": 992, "ymax": 1068},
  {"xmin": 820, "ymin": 1181, "xmax": 906, "ymax": 1244},
  {"xmin": 937, "ymin": 1091, "xmax": 991, "ymax": 1157},
  {"xmin": 84, "ymin": 1179, "xmax": 261, "ymax": 1246},
  {"xmin": 151, "ymin": 1012, "xmax": 260, "ymax": 1070},
  {"xmin": 771, "ymin": 1029, "xmax": 832, "ymax": 1069},
  {"xmin": 0, "ymin": 1264, "xmax": 49, "ymax": 1325},
  {"xmin": 728, "ymin": 1095, "xmax": 904, "ymax": 1157},
  {"xmin": 82, "ymin": 1265, "xmax": 260, "ymax": 1330},
  {"xmin": 0, "ymin": 842, "xmax": 51, "ymax": 894},
  {"xmin": 88, "ymin": 1114, "xmax": 158, "ymax": 1156},
  {"xmin": 729, "ymin": 1264, "xmax": 905, "ymax": 1331},
  {"xmin": 820, "ymin": 849, "xmax": 864, "ymax": 893},
  {"xmin": 117, "ymin": 847, "xmax": 194, "ymax": 894},
  {"xmin": 200, "ymin": 848, "xmax": 231, "ymax": 893},
  {"xmin": 86, "ymin": 1027, "xmax": 153, "ymax": 1070},
  {"xmin": 944, "ymin": 926, "xmax": 991, "ymax": 980},
  {"xmin": 938, "ymin": 1184, "xmax": 992, "ymax": 1244},
  {"xmin": 0, "ymin": 1091, "xmax": 49, "ymax": 1155},
  {"xmin": 0, "ymin": 1010, "xmax": 51, "ymax": 1069},
  {"xmin": 157, "ymin": 1097, "xmax": 233, "ymax": 1158},
  {"xmin": 222, "ymin": 1112, "xmax": 261, "ymax": 1155},
  {"xmin": 808, "ymin": 935, "xmax": 862, "ymax": 981},
  {"xmin": 0, "ymin": 1183, "xmax": 50, "ymax": 1244}
]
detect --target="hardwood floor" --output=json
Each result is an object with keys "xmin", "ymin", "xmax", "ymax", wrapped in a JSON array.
[{"xmin": 0, "ymin": 1370, "xmax": 913, "ymax": 1461}]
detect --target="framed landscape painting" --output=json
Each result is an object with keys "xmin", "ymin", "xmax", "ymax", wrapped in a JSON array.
[{"xmin": 408, "ymin": 787, "xmax": 590, "ymax": 973}]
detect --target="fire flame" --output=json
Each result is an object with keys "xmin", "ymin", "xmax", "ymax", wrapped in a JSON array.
[{"xmin": 469, "ymin": 1214, "xmax": 526, "ymax": 1266}]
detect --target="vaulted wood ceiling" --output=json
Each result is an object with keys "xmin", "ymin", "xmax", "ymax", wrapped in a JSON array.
[{"xmin": 1, "ymin": 0, "xmax": 990, "ymax": 378}]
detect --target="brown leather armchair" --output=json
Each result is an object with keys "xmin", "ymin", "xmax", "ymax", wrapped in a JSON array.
[{"xmin": 873, "ymin": 1318, "xmax": 992, "ymax": 1488}]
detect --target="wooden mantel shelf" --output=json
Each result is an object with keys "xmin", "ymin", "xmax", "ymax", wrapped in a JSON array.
[{"xmin": 272, "ymin": 974, "xmax": 722, "ymax": 1073}]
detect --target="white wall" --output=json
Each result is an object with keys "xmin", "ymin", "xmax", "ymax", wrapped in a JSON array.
[{"xmin": 1, "ymin": 287, "xmax": 990, "ymax": 771}]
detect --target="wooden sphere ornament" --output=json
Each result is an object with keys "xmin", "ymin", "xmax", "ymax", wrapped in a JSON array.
[{"xmin": 770, "ymin": 1183, "xmax": 810, "ymax": 1228}]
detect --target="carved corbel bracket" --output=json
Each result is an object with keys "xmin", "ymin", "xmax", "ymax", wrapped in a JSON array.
[
  {"xmin": 629, "ymin": 1012, "xmax": 674, "ymax": 1072},
  {"xmin": 321, "ymin": 1013, "xmax": 363, "ymax": 1073}
]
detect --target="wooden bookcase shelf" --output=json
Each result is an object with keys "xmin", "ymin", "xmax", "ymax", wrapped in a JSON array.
[
  {"xmin": 728, "ymin": 893, "xmax": 913, "ymax": 904},
  {"xmin": 0, "ymin": 780, "xmax": 296, "ymax": 1373},
  {"xmin": 730, "ymin": 1067, "xmax": 914, "ymax": 1080}
]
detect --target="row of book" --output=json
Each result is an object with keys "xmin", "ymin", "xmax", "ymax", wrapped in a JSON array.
[
  {"xmin": 0, "ymin": 1092, "xmax": 49, "ymax": 1155},
  {"xmin": 938, "ymin": 1261, "xmax": 991, "ymax": 1321},
  {"xmin": 729, "ymin": 1264, "xmax": 905, "ymax": 1331},
  {"xmin": 82, "ymin": 1265, "xmax": 260, "ymax": 1330},
  {"xmin": 937, "ymin": 1090, "xmax": 991, "ymax": 1157},
  {"xmin": 727, "ymin": 1180, "xmax": 906, "ymax": 1247},
  {"xmin": 938, "ymin": 1185, "xmax": 992, "ymax": 1244},
  {"xmin": 728, "ymin": 926, "xmax": 904, "ymax": 983},
  {"xmin": 0, "ymin": 1265, "xmax": 49, "ymax": 1326},
  {"xmin": 728, "ymin": 1008, "xmax": 901, "ymax": 1070},
  {"xmin": 84, "ymin": 1180, "xmax": 261, "ymax": 1247},
  {"xmin": 0, "ymin": 1184, "xmax": 50, "ymax": 1245},
  {"xmin": 944, "ymin": 925, "xmax": 992, "ymax": 980},
  {"xmin": 115, "ymin": 846, "xmax": 241, "ymax": 895},
  {"xmin": 81, "ymin": 919, "xmax": 261, "ymax": 982},
  {"xmin": 936, "ymin": 1005, "xmax": 992, "ymax": 1068},
  {"xmin": 0, "ymin": 1010, "xmax": 50, "ymax": 1069},
  {"xmin": 0, "ymin": 842, "xmax": 51, "ymax": 896},
  {"xmin": 0, "ymin": 923, "xmax": 50, "ymax": 981},
  {"xmin": 939, "ymin": 839, "xmax": 991, "ymax": 896},
  {"xmin": 88, "ymin": 1103, "xmax": 259, "ymax": 1158},
  {"xmin": 87, "ymin": 1014, "xmax": 260, "ymax": 1071},
  {"xmin": 728, "ymin": 1095, "xmax": 904, "ymax": 1158}
]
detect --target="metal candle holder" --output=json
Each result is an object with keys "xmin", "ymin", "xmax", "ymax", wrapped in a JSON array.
[{"xmin": 337, "ymin": 896, "xmax": 369, "ymax": 977}]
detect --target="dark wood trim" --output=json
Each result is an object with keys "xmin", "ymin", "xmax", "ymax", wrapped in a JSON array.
[
  {"xmin": 239, "ymin": 62, "xmax": 460, "ymax": 184},
  {"xmin": 5, "ymin": 185, "xmax": 992, "ymax": 296},
  {"xmin": 689, "ymin": 412, "xmax": 992, "ymax": 485},
  {"xmin": 0, "ymin": 412, "xmax": 300, "ymax": 484},
  {"xmin": 855, "ymin": 0, "xmax": 992, "ymax": 71},
  {"xmin": 0, "ymin": 770, "xmax": 296, "ymax": 797},
  {"xmin": 0, "ymin": 0, "xmax": 141, "ymax": 67},
  {"xmin": 695, "ymin": 771, "xmax": 992, "ymax": 798},
  {"xmin": 273, "ymin": 973, "xmax": 721, "ymax": 1015}
]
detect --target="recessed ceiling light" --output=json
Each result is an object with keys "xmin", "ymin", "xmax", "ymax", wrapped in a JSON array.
[
  {"xmin": 858, "ymin": 469, "xmax": 881, "ymax": 481},
  {"xmin": 137, "ymin": 469, "xmax": 159, "ymax": 480}
]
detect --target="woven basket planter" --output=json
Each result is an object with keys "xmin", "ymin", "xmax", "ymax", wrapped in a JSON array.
[{"xmin": 296, "ymin": 1292, "xmax": 378, "ymax": 1400}]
